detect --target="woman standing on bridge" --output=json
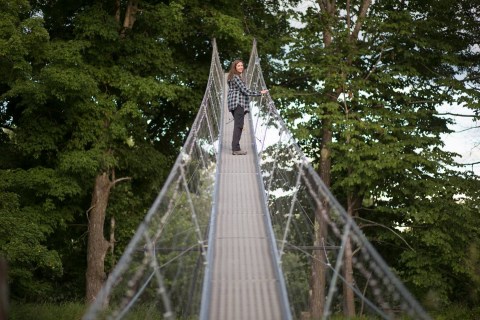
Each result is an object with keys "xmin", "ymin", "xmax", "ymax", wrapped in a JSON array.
[{"xmin": 227, "ymin": 59, "xmax": 268, "ymax": 155}]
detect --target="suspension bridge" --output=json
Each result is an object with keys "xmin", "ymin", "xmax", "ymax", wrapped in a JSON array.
[{"xmin": 83, "ymin": 40, "xmax": 431, "ymax": 320}]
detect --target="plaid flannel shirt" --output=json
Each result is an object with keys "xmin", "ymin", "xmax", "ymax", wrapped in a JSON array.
[{"xmin": 227, "ymin": 74, "xmax": 261, "ymax": 113}]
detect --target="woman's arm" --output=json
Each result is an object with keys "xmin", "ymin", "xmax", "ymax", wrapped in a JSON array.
[{"xmin": 233, "ymin": 75, "xmax": 262, "ymax": 96}]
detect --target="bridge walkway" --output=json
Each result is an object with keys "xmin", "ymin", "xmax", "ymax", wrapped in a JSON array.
[{"xmin": 203, "ymin": 74, "xmax": 288, "ymax": 320}]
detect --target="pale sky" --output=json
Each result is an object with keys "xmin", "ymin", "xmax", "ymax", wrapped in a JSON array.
[{"xmin": 438, "ymin": 104, "xmax": 480, "ymax": 175}]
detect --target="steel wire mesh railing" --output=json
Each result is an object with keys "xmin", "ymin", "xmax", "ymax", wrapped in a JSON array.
[
  {"xmin": 246, "ymin": 40, "xmax": 431, "ymax": 320},
  {"xmin": 83, "ymin": 39, "xmax": 224, "ymax": 320}
]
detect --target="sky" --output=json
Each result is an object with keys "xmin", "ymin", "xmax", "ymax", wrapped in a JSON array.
[{"xmin": 438, "ymin": 105, "xmax": 480, "ymax": 175}]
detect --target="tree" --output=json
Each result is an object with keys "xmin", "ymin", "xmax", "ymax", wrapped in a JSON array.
[
  {"xmin": 1, "ymin": 0, "xmax": 299, "ymax": 304},
  {"xmin": 279, "ymin": 0, "xmax": 373, "ymax": 316},
  {"xmin": 0, "ymin": 0, "xmax": 75, "ymax": 300},
  {"xmin": 1, "ymin": 0, "xmax": 191, "ymax": 302},
  {"xmin": 276, "ymin": 0, "xmax": 480, "ymax": 315}
]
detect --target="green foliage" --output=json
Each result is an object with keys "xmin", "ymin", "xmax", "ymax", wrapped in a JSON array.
[
  {"xmin": 275, "ymin": 0, "xmax": 480, "ymax": 310},
  {"xmin": 431, "ymin": 304, "xmax": 480, "ymax": 320},
  {"xmin": 281, "ymin": 251, "xmax": 310, "ymax": 315},
  {"xmin": 1, "ymin": 0, "xmax": 297, "ymax": 304},
  {"xmin": 387, "ymin": 173, "xmax": 480, "ymax": 309},
  {"xmin": 0, "ymin": 189, "xmax": 63, "ymax": 300},
  {"xmin": 0, "ymin": 0, "xmax": 49, "ymax": 83},
  {"xmin": 1, "ymin": 0, "xmax": 477, "ymax": 313}
]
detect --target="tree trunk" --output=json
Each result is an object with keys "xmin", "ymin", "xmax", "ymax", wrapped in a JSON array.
[
  {"xmin": 343, "ymin": 195, "xmax": 360, "ymax": 317},
  {"xmin": 310, "ymin": 125, "xmax": 333, "ymax": 318},
  {"xmin": 309, "ymin": 0, "xmax": 372, "ymax": 317},
  {"xmin": 85, "ymin": 172, "xmax": 112, "ymax": 303},
  {"xmin": 310, "ymin": 210, "xmax": 329, "ymax": 318},
  {"xmin": 310, "ymin": 2, "xmax": 336, "ymax": 316},
  {"xmin": 343, "ymin": 235, "xmax": 355, "ymax": 316},
  {"xmin": 0, "ymin": 258, "xmax": 8, "ymax": 320},
  {"xmin": 114, "ymin": 0, "xmax": 121, "ymax": 23},
  {"xmin": 123, "ymin": 0, "xmax": 139, "ymax": 30},
  {"xmin": 120, "ymin": 0, "xmax": 139, "ymax": 37}
]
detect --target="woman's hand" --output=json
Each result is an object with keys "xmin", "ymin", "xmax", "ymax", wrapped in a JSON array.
[{"xmin": 260, "ymin": 89, "xmax": 268, "ymax": 94}]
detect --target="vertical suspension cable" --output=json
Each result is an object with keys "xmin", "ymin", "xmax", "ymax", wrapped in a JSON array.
[
  {"xmin": 322, "ymin": 221, "xmax": 352, "ymax": 320},
  {"xmin": 203, "ymin": 96, "xmax": 216, "ymax": 156},
  {"xmin": 146, "ymin": 236, "xmax": 175, "ymax": 320},
  {"xmin": 279, "ymin": 162, "xmax": 304, "ymax": 259},
  {"xmin": 258, "ymin": 103, "xmax": 272, "ymax": 155},
  {"xmin": 266, "ymin": 128, "xmax": 284, "ymax": 199},
  {"xmin": 179, "ymin": 163, "xmax": 206, "ymax": 261}
]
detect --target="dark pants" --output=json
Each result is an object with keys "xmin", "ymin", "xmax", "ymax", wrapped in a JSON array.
[{"xmin": 231, "ymin": 106, "xmax": 245, "ymax": 151}]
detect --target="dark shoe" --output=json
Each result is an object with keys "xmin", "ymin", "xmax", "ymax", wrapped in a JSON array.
[{"xmin": 232, "ymin": 150, "xmax": 247, "ymax": 155}]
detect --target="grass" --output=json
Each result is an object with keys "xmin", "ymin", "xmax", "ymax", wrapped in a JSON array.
[
  {"xmin": 9, "ymin": 302, "xmax": 86, "ymax": 320},
  {"xmin": 9, "ymin": 302, "xmax": 169, "ymax": 320},
  {"xmin": 431, "ymin": 304, "xmax": 480, "ymax": 320},
  {"xmin": 8, "ymin": 302, "xmax": 480, "ymax": 320}
]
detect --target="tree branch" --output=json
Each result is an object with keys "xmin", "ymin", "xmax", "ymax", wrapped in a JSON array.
[
  {"xmin": 114, "ymin": 0, "xmax": 120, "ymax": 23},
  {"xmin": 455, "ymin": 126, "xmax": 479, "ymax": 133},
  {"xmin": 350, "ymin": 0, "xmax": 372, "ymax": 41},
  {"xmin": 355, "ymin": 217, "xmax": 416, "ymax": 251},
  {"xmin": 109, "ymin": 216, "xmax": 116, "ymax": 263},
  {"xmin": 112, "ymin": 176, "xmax": 132, "ymax": 186},
  {"xmin": 437, "ymin": 112, "xmax": 477, "ymax": 118},
  {"xmin": 1, "ymin": 125, "xmax": 15, "ymax": 131},
  {"xmin": 317, "ymin": 0, "xmax": 336, "ymax": 45},
  {"xmin": 460, "ymin": 161, "xmax": 480, "ymax": 166},
  {"xmin": 86, "ymin": 205, "xmax": 95, "ymax": 221},
  {"xmin": 364, "ymin": 48, "xmax": 384, "ymax": 80},
  {"xmin": 120, "ymin": 0, "xmax": 139, "ymax": 37},
  {"xmin": 346, "ymin": 0, "xmax": 351, "ymax": 32}
]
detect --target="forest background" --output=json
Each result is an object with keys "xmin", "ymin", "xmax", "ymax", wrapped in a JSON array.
[{"xmin": 1, "ymin": 0, "xmax": 480, "ymax": 319}]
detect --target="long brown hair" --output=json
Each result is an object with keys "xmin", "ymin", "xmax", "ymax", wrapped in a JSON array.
[{"xmin": 227, "ymin": 59, "xmax": 245, "ymax": 81}]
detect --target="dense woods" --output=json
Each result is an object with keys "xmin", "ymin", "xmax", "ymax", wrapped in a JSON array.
[{"xmin": 1, "ymin": 0, "xmax": 480, "ymax": 317}]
